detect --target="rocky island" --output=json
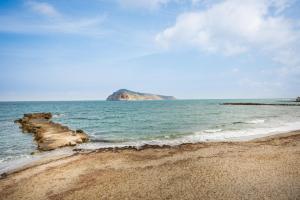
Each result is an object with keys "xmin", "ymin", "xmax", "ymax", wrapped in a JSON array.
[
  {"xmin": 106, "ymin": 89, "xmax": 176, "ymax": 101},
  {"xmin": 15, "ymin": 113, "xmax": 89, "ymax": 151}
]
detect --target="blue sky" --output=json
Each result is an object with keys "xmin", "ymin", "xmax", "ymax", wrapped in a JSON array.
[{"xmin": 0, "ymin": 0, "xmax": 300, "ymax": 100}]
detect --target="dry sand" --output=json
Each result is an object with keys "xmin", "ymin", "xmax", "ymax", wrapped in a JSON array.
[{"xmin": 0, "ymin": 131, "xmax": 299, "ymax": 200}]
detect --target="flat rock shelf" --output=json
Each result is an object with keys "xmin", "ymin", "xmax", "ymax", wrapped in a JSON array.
[
  {"xmin": 222, "ymin": 103, "xmax": 300, "ymax": 106},
  {"xmin": 15, "ymin": 113, "xmax": 89, "ymax": 151}
]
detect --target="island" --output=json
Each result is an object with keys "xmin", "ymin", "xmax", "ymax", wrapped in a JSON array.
[
  {"xmin": 15, "ymin": 113, "xmax": 89, "ymax": 151},
  {"xmin": 106, "ymin": 89, "xmax": 176, "ymax": 101}
]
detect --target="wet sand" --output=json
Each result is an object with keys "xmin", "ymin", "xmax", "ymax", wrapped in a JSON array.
[{"xmin": 0, "ymin": 131, "xmax": 299, "ymax": 200}]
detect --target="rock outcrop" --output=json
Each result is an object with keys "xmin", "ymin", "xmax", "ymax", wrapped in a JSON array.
[
  {"xmin": 296, "ymin": 97, "xmax": 300, "ymax": 102},
  {"xmin": 107, "ymin": 89, "xmax": 176, "ymax": 101},
  {"xmin": 15, "ymin": 113, "xmax": 89, "ymax": 151},
  {"xmin": 223, "ymin": 103, "xmax": 300, "ymax": 106}
]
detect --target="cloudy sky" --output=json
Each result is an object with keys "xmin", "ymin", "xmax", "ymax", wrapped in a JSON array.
[{"xmin": 0, "ymin": 0, "xmax": 300, "ymax": 100}]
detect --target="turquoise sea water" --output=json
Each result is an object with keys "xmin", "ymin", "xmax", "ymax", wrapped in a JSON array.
[{"xmin": 0, "ymin": 99, "xmax": 300, "ymax": 172}]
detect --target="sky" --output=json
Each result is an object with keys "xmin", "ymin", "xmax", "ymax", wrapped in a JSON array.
[{"xmin": 0, "ymin": 0, "xmax": 300, "ymax": 100}]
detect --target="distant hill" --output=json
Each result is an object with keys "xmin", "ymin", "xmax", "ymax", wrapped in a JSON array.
[{"xmin": 106, "ymin": 89, "xmax": 176, "ymax": 101}]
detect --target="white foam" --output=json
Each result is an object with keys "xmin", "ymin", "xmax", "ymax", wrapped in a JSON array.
[
  {"xmin": 246, "ymin": 119, "xmax": 265, "ymax": 124},
  {"xmin": 0, "ymin": 148, "xmax": 73, "ymax": 175},
  {"xmin": 53, "ymin": 114, "xmax": 65, "ymax": 118},
  {"xmin": 77, "ymin": 121, "xmax": 300, "ymax": 150},
  {"xmin": 204, "ymin": 129, "xmax": 222, "ymax": 133},
  {"xmin": 2, "ymin": 121, "xmax": 300, "ymax": 174},
  {"xmin": 178, "ymin": 121, "xmax": 300, "ymax": 142}
]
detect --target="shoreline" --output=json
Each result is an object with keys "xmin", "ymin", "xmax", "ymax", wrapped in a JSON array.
[
  {"xmin": 1, "ymin": 129, "xmax": 300, "ymax": 177},
  {"xmin": 0, "ymin": 130, "xmax": 299, "ymax": 199}
]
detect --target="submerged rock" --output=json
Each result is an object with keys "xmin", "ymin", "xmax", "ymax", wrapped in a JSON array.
[
  {"xmin": 15, "ymin": 113, "xmax": 89, "ymax": 151},
  {"xmin": 106, "ymin": 89, "xmax": 176, "ymax": 101}
]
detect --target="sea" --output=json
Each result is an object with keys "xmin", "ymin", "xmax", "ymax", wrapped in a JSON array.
[{"xmin": 1, "ymin": 99, "xmax": 300, "ymax": 173}]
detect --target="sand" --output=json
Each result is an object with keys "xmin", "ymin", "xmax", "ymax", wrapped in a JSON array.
[{"xmin": 0, "ymin": 131, "xmax": 299, "ymax": 200}]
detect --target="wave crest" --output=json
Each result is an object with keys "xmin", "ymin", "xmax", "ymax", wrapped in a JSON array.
[{"xmin": 204, "ymin": 129, "xmax": 222, "ymax": 133}]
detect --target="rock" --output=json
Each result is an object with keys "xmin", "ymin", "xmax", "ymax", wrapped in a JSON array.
[
  {"xmin": 0, "ymin": 173, "xmax": 7, "ymax": 179},
  {"xmin": 223, "ymin": 103, "xmax": 300, "ymax": 106},
  {"xmin": 69, "ymin": 141, "xmax": 77, "ymax": 146},
  {"xmin": 296, "ymin": 97, "xmax": 300, "ymax": 102},
  {"xmin": 76, "ymin": 129, "xmax": 84, "ymax": 133},
  {"xmin": 24, "ymin": 113, "xmax": 52, "ymax": 120},
  {"xmin": 106, "ymin": 89, "xmax": 176, "ymax": 101},
  {"xmin": 15, "ymin": 113, "xmax": 89, "ymax": 151}
]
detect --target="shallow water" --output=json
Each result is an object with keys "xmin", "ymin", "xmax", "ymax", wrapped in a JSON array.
[{"xmin": 0, "ymin": 99, "xmax": 300, "ymax": 172}]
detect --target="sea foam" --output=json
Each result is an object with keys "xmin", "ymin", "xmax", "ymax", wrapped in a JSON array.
[
  {"xmin": 1, "ymin": 121, "xmax": 300, "ymax": 174},
  {"xmin": 204, "ymin": 129, "xmax": 222, "ymax": 133},
  {"xmin": 77, "ymin": 121, "xmax": 300, "ymax": 150},
  {"xmin": 246, "ymin": 119, "xmax": 265, "ymax": 124}
]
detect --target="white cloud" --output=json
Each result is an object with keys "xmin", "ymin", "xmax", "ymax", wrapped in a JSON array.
[
  {"xmin": 156, "ymin": 0, "xmax": 300, "ymax": 65},
  {"xmin": 39, "ymin": 17, "xmax": 106, "ymax": 35},
  {"xmin": 117, "ymin": 0, "xmax": 208, "ymax": 10},
  {"xmin": 0, "ymin": 1, "xmax": 106, "ymax": 36},
  {"xmin": 0, "ymin": 16, "xmax": 106, "ymax": 36},
  {"xmin": 26, "ymin": 1, "xmax": 60, "ymax": 17},
  {"xmin": 118, "ymin": 0, "xmax": 171, "ymax": 10}
]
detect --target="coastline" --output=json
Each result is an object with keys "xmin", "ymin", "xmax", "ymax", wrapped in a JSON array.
[{"xmin": 1, "ymin": 130, "xmax": 299, "ymax": 199}]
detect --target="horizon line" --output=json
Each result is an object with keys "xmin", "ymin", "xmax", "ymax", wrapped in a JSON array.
[{"xmin": 0, "ymin": 97, "xmax": 297, "ymax": 102}]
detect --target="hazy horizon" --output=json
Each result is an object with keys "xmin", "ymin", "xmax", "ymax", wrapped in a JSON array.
[
  {"xmin": 1, "ymin": 0, "xmax": 300, "ymax": 101},
  {"xmin": 0, "ymin": 94, "xmax": 298, "ymax": 102}
]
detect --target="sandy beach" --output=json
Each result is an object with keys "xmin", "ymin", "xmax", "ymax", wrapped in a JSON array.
[
  {"xmin": 1, "ymin": 0, "xmax": 300, "ymax": 199},
  {"xmin": 0, "ymin": 131, "xmax": 299, "ymax": 200}
]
